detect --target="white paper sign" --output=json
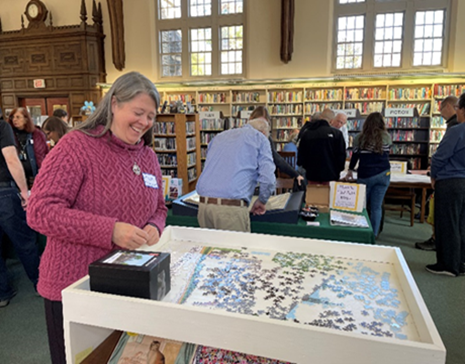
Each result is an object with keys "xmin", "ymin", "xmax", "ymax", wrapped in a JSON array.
[
  {"xmin": 330, "ymin": 182, "xmax": 366, "ymax": 212},
  {"xmin": 385, "ymin": 108, "xmax": 415, "ymax": 117},
  {"xmin": 343, "ymin": 109, "xmax": 357, "ymax": 118},
  {"xmin": 240, "ymin": 110, "xmax": 253, "ymax": 119},
  {"xmin": 199, "ymin": 111, "xmax": 220, "ymax": 120},
  {"xmin": 390, "ymin": 161, "xmax": 407, "ymax": 174}
]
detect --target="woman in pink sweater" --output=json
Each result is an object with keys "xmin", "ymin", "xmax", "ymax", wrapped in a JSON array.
[{"xmin": 27, "ymin": 72, "xmax": 167, "ymax": 364}]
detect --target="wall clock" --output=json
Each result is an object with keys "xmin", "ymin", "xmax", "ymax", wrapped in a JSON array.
[{"xmin": 25, "ymin": 0, "xmax": 48, "ymax": 23}]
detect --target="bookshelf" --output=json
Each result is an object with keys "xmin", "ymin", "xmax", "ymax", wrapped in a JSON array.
[
  {"xmin": 154, "ymin": 114, "xmax": 201, "ymax": 194},
  {"xmin": 199, "ymin": 111, "xmax": 225, "ymax": 170},
  {"xmin": 156, "ymin": 79, "xmax": 465, "ymax": 166}
]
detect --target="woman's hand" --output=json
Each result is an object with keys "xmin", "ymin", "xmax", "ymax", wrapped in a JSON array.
[
  {"xmin": 112, "ymin": 222, "xmax": 149, "ymax": 249},
  {"xmin": 143, "ymin": 224, "xmax": 160, "ymax": 246},
  {"xmin": 344, "ymin": 170, "xmax": 354, "ymax": 181}
]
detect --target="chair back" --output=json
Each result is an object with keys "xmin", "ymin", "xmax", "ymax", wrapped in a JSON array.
[
  {"xmin": 275, "ymin": 177, "xmax": 294, "ymax": 194},
  {"xmin": 277, "ymin": 151, "xmax": 296, "ymax": 178}
]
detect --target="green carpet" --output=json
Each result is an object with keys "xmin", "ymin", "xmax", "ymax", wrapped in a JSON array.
[{"xmin": 0, "ymin": 211, "xmax": 463, "ymax": 363}]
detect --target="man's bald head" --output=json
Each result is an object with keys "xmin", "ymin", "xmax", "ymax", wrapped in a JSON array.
[{"xmin": 320, "ymin": 108, "xmax": 336, "ymax": 122}]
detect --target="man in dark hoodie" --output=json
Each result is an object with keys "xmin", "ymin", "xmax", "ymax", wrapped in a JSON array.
[{"xmin": 297, "ymin": 108, "xmax": 346, "ymax": 183}]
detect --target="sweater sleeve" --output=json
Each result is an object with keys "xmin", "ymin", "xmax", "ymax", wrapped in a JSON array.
[
  {"xmin": 27, "ymin": 133, "xmax": 116, "ymax": 250},
  {"xmin": 431, "ymin": 129, "xmax": 462, "ymax": 179},
  {"xmin": 146, "ymin": 151, "xmax": 168, "ymax": 234},
  {"xmin": 33, "ymin": 129, "xmax": 49, "ymax": 169}
]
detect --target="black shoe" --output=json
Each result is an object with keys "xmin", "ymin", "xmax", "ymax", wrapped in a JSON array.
[
  {"xmin": 415, "ymin": 237, "xmax": 436, "ymax": 251},
  {"xmin": 0, "ymin": 291, "xmax": 17, "ymax": 308},
  {"xmin": 425, "ymin": 264, "xmax": 457, "ymax": 277}
]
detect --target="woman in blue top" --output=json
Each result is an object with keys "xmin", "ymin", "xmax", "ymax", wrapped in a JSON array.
[{"xmin": 346, "ymin": 112, "xmax": 392, "ymax": 237}]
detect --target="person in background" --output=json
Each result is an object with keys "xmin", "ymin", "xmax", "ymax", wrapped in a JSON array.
[
  {"xmin": 283, "ymin": 128, "xmax": 300, "ymax": 170},
  {"xmin": 330, "ymin": 111, "xmax": 349, "ymax": 149},
  {"xmin": 249, "ymin": 106, "xmax": 304, "ymax": 184},
  {"xmin": 197, "ymin": 118, "xmax": 276, "ymax": 232},
  {"xmin": 415, "ymin": 95, "xmax": 459, "ymax": 251},
  {"xmin": 0, "ymin": 118, "xmax": 40, "ymax": 308},
  {"xmin": 426, "ymin": 93, "xmax": 465, "ymax": 277},
  {"xmin": 8, "ymin": 107, "xmax": 48, "ymax": 189},
  {"xmin": 346, "ymin": 112, "xmax": 392, "ymax": 237},
  {"xmin": 27, "ymin": 72, "xmax": 168, "ymax": 363},
  {"xmin": 52, "ymin": 108, "xmax": 69, "ymax": 124},
  {"xmin": 42, "ymin": 116, "xmax": 71, "ymax": 148},
  {"xmin": 298, "ymin": 110, "xmax": 346, "ymax": 183}
]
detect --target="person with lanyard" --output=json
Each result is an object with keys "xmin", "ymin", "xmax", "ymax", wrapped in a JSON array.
[
  {"xmin": 0, "ymin": 117, "xmax": 40, "ymax": 308},
  {"xmin": 8, "ymin": 107, "xmax": 48, "ymax": 189},
  {"xmin": 27, "ymin": 72, "xmax": 168, "ymax": 364}
]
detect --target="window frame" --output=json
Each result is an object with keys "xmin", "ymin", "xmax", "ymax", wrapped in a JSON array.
[
  {"xmin": 333, "ymin": 0, "xmax": 451, "ymax": 74},
  {"xmin": 155, "ymin": 0, "xmax": 246, "ymax": 81}
]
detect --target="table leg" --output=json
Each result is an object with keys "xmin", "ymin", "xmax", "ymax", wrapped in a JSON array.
[{"xmin": 420, "ymin": 188, "xmax": 426, "ymax": 223}]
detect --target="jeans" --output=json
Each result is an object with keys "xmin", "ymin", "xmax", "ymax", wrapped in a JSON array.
[
  {"xmin": 0, "ymin": 187, "xmax": 39, "ymax": 300},
  {"xmin": 358, "ymin": 170, "xmax": 391, "ymax": 237}
]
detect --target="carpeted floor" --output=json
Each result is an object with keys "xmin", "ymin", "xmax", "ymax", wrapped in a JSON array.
[{"xmin": 0, "ymin": 211, "xmax": 464, "ymax": 364}]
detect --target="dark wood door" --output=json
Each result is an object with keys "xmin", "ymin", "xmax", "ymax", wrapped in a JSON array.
[{"xmin": 47, "ymin": 97, "xmax": 69, "ymax": 116}]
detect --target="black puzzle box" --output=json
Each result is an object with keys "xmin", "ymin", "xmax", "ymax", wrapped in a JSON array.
[{"xmin": 89, "ymin": 250, "xmax": 170, "ymax": 300}]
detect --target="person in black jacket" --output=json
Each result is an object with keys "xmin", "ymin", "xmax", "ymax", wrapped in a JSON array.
[
  {"xmin": 297, "ymin": 115, "xmax": 346, "ymax": 183},
  {"xmin": 249, "ymin": 106, "xmax": 304, "ymax": 186}
]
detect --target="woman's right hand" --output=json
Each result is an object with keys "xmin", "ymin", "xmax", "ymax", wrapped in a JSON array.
[{"xmin": 112, "ymin": 222, "xmax": 149, "ymax": 250}]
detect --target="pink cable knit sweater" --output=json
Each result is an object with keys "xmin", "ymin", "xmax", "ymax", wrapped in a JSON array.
[{"xmin": 27, "ymin": 128, "xmax": 167, "ymax": 301}]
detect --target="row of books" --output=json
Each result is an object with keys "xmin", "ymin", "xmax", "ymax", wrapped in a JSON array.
[
  {"xmin": 232, "ymin": 91, "xmax": 261, "ymax": 103},
  {"xmin": 267, "ymin": 104, "xmax": 303, "ymax": 115},
  {"xmin": 186, "ymin": 138, "xmax": 196, "ymax": 150},
  {"xmin": 165, "ymin": 94, "xmax": 195, "ymax": 103},
  {"xmin": 154, "ymin": 138, "xmax": 176, "ymax": 150},
  {"xmin": 434, "ymin": 84, "xmax": 465, "ymax": 97},
  {"xmin": 200, "ymin": 118, "xmax": 224, "ymax": 130},
  {"xmin": 431, "ymin": 116, "xmax": 447, "ymax": 128},
  {"xmin": 429, "ymin": 144, "xmax": 439, "ymax": 156},
  {"xmin": 157, "ymin": 153, "xmax": 177, "ymax": 167},
  {"xmin": 345, "ymin": 87, "xmax": 386, "ymax": 100},
  {"xmin": 347, "ymin": 119, "xmax": 364, "ymax": 131},
  {"xmin": 389, "ymin": 130, "xmax": 416, "ymax": 142},
  {"xmin": 430, "ymin": 130, "xmax": 445, "ymax": 143},
  {"xmin": 198, "ymin": 92, "xmax": 228, "ymax": 103},
  {"xmin": 187, "ymin": 167, "xmax": 197, "ymax": 182},
  {"xmin": 305, "ymin": 88, "xmax": 343, "ymax": 101},
  {"xmin": 305, "ymin": 102, "xmax": 342, "ymax": 114},
  {"xmin": 391, "ymin": 144, "xmax": 421, "ymax": 155},
  {"xmin": 388, "ymin": 87, "xmax": 432, "ymax": 100},
  {"xmin": 387, "ymin": 102, "xmax": 430, "ymax": 115},
  {"xmin": 154, "ymin": 122, "xmax": 175, "ymax": 135},
  {"xmin": 232, "ymin": 104, "xmax": 255, "ymax": 115},
  {"xmin": 186, "ymin": 121, "xmax": 196, "ymax": 134},
  {"xmin": 187, "ymin": 152, "xmax": 196, "ymax": 166},
  {"xmin": 267, "ymin": 91, "xmax": 303, "ymax": 103},
  {"xmin": 345, "ymin": 102, "xmax": 384, "ymax": 114},
  {"xmin": 385, "ymin": 117, "xmax": 421, "ymax": 128},
  {"xmin": 273, "ymin": 116, "xmax": 300, "ymax": 129},
  {"xmin": 274, "ymin": 129, "xmax": 293, "ymax": 142},
  {"xmin": 200, "ymin": 132, "xmax": 218, "ymax": 144}
]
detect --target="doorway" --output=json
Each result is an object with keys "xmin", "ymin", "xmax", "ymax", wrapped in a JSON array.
[{"xmin": 20, "ymin": 97, "xmax": 69, "ymax": 126}]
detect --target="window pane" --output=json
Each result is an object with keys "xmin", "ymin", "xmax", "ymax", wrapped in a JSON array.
[
  {"xmin": 160, "ymin": 30, "xmax": 182, "ymax": 77},
  {"xmin": 336, "ymin": 15, "xmax": 365, "ymax": 69},
  {"xmin": 220, "ymin": 25, "xmax": 243, "ymax": 75},
  {"xmin": 221, "ymin": 0, "xmax": 243, "ymax": 14},
  {"xmin": 413, "ymin": 10, "xmax": 444, "ymax": 66},
  {"xmin": 190, "ymin": 0, "xmax": 211, "ymax": 17},
  {"xmin": 190, "ymin": 28, "xmax": 212, "ymax": 76},
  {"xmin": 159, "ymin": 0, "xmax": 181, "ymax": 19},
  {"xmin": 373, "ymin": 12, "xmax": 403, "ymax": 68}
]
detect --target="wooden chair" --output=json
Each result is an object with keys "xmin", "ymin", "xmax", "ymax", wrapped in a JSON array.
[
  {"xmin": 277, "ymin": 151, "xmax": 297, "ymax": 178},
  {"xmin": 275, "ymin": 177, "xmax": 294, "ymax": 195},
  {"xmin": 383, "ymin": 187, "xmax": 416, "ymax": 226}
]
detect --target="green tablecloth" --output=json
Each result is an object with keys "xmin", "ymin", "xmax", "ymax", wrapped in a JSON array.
[{"xmin": 166, "ymin": 209, "xmax": 375, "ymax": 245}]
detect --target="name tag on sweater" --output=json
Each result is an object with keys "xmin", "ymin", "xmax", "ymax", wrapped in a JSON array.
[{"xmin": 142, "ymin": 173, "xmax": 158, "ymax": 189}]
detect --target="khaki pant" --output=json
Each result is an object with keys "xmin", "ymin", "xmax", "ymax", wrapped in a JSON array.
[{"xmin": 198, "ymin": 202, "xmax": 250, "ymax": 232}]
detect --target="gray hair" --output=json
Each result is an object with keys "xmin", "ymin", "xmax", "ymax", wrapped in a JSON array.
[
  {"xmin": 312, "ymin": 112, "xmax": 322, "ymax": 120},
  {"xmin": 248, "ymin": 118, "xmax": 270, "ymax": 137},
  {"xmin": 75, "ymin": 72, "xmax": 160, "ymax": 145}
]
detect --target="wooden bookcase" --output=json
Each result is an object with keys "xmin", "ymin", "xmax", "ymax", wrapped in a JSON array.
[
  {"xmin": 156, "ymin": 78, "xmax": 465, "ymax": 168},
  {"xmin": 154, "ymin": 114, "xmax": 201, "ymax": 194}
]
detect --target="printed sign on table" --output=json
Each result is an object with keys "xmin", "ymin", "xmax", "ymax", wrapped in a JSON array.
[
  {"xmin": 390, "ymin": 161, "xmax": 408, "ymax": 174},
  {"xmin": 330, "ymin": 182, "xmax": 366, "ymax": 212}
]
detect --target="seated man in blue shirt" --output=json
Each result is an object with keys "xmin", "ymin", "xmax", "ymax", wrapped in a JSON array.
[{"xmin": 196, "ymin": 118, "xmax": 276, "ymax": 232}]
